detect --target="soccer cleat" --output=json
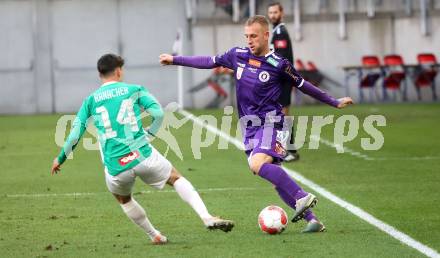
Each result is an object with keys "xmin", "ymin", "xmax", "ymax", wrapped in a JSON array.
[
  {"xmin": 204, "ymin": 217, "xmax": 235, "ymax": 233},
  {"xmin": 291, "ymin": 193, "xmax": 317, "ymax": 223},
  {"xmin": 284, "ymin": 151, "xmax": 300, "ymax": 162},
  {"xmin": 151, "ymin": 233, "xmax": 168, "ymax": 245},
  {"xmin": 290, "ymin": 213, "xmax": 304, "ymax": 223},
  {"xmin": 302, "ymin": 220, "xmax": 326, "ymax": 233}
]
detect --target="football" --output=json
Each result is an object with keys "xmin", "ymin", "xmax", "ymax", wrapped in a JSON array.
[{"xmin": 258, "ymin": 205, "xmax": 288, "ymax": 234}]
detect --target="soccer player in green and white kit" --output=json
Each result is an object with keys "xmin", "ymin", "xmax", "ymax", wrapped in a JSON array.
[{"xmin": 51, "ymin": 53, "xmax": 234, "ymax": 245}]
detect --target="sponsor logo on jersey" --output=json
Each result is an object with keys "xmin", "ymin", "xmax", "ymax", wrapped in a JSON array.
[
  {"xmin": 285, "ymin": 65, "xmax": 301, "ymax": 81},
  {"xmin": 236, "ymin": 67, "xmax": 244, "ymax": 80},
  {"xmin": 267, "ymin": 57, "xmax": 279, "ymax": 67},
  {"xmin": 274, "ymin": 40, "xmax": 287, "ymax": 49},
  {"xmin": 236, "ymin": 48, "xmax": 249, "ymax": 53},
  {"xmin": 258, "ymin": 71, "xmax": 270, "ymax": 82},
  {"xmin": 248, "ymin": 59, "xmax": 261, "ymax": 68},
  {"xmin": 247, "ymin": 67, "xmax": 258, "ymax": 73},
  {"xmin": 118, "ymin": 150, "xmax": 140, "ymax": 166}
]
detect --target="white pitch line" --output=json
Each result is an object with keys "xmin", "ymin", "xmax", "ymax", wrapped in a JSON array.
[
  {"xmin": 6, "ymin": 192, "xmax": 99, "ymax": 198},
  {"xmin": 310, "ymin": 135, "xmax": 373, "ymax": 160},
  {"xmin": 179, "ymin": 109, "xmax": 440, "ymax": 258},
  {"xmin": 283, "ymin": 167, "xmax": 440, "ymax": 258},
  {"xmin": 311, "ymin": 135, "xmax": 440, "ymax": 161},
  {"xmin": 374, "ymin": 156, "xmax": 440, "ymax": 161},
  {"xmin": 5, "ymin": 187, "xmax": 260, "ymax": 198}
]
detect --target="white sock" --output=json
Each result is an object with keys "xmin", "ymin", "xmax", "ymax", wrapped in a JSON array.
[
  {"xmin": 173, "ymin": 177, "xmax": 212, "ymax": 222},
  {"xmin": 120, "ymin": 198, "xmax": 158, "ymax": 240}
]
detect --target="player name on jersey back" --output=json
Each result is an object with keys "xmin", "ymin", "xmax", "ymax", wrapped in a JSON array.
[{"xmin": 94, "ymin": 87, "xmax": 129, "ymax": 102}]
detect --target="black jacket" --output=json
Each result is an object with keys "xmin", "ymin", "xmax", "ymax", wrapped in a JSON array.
[{"xmin": 270, "ymin": 23, "xmax": 294, "ymax": 63}]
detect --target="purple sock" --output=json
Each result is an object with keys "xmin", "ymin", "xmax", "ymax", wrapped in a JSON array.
[
  {"xmin": 259, "ymin": 163, "xmax": 307, "ymax": 200},
  {"xmin": 303, "ymin": 210, "xmax": 317, "ymax": 222},
  {"xmin": 275, "ymin": 186, "xmax": 297, "ymax": 209},
  {"xmin": 275, "ymin": 186, "xmax": 318, "ymax": 222}
]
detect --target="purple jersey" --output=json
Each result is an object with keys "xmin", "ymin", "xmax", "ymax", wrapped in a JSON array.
[
  {"xmin": 213, "ymin": 47, "xmax": 304, "ymax": 138},
  {"xmin": 172, "ymin": 47, "xmax": 339, "ymax": 157}
]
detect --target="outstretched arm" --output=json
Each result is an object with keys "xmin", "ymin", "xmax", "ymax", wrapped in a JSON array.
[
  {"xmin": 298, "ymin": 80, "xmax": 353, "ymax": 108},
  {"xmin": 159, "ymin": 54, "xmax": 218, "ymax": 69},
  {"xmin": 51, "ymin": 100, "xmax": 91, "ymax": 174},
  {"xmin": 282, "ymin": 59, "xmax": 353, "ymax": 109}
]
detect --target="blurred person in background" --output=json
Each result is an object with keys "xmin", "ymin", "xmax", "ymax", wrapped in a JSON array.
[{"xmin": 268, "ymin": 2, "xmax": 299, "ymax": 162}]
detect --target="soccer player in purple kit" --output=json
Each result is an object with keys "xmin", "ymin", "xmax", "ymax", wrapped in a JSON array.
[{"xmin": 159, "ymin": 15, "xmax": 353, "ymax": 233}]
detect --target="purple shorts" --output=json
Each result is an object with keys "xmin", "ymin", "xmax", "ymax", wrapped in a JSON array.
[{"xmin": 244, "ymin": 126, "xmax": 289, "ymax": 164}]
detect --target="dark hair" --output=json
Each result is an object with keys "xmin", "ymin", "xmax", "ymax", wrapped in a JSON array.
[
  {"xmin": 268, "ymin": 2, "xmax": 283, "ymax": 12},
  {"xmin": 97, "ymin": 53, "xmax": 124, "ymax": 77},
  {"xmin": 245, "ymin": 15, "xmax": 269, "ymax": 29}
]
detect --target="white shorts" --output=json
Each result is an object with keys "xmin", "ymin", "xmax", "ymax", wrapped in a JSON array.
[{"xmin": 105, "ymin": 147, "xmax": 172, "ymax": 196}]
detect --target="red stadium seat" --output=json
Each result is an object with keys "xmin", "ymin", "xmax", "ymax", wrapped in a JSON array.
[
  {"xmin": 382, "ymin": 54, "xmax": 407, "ymax": 101},
  {"xmin": 414, "ymin": 53, "xmax": 438, "ymax": 100},
  {"xmin": 188, "ymin": 67, "xmax": 231, "ymax": 108},
  {"xmin": 207, "ymin": 80, "xmax": 228, "ymax": 98},
  {"xmin": 359, "ymin": 55, "xmax": 382, "ymax": 102},
  {"xmin": 295, "ymin": 59, "xmax": 306, "ymax": 71},
  {"xmin": 306, "ymin": 61, "xmax": 318, "ymax": 71},
  {"xmin": 304, "ymin": 61, "xmax": 323, "ymax": 86},
  {"xmin": 362, "ymin": 55, "xmax": 381, "ymax": 67},
  {"xmin": 417, "ymin": 53, "xmax": 436, "ymax": 64}
]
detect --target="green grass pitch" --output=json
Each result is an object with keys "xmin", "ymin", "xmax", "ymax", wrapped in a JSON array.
[{"xmin": 0, "ymin": 103, "xmax": 439, "ymax": 257}]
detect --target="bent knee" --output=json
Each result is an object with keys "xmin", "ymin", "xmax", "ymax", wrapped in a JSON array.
[
  {"xmin": 249, "ymin": 160, "xmax": 265, "ymax": 174},
  {"xmin": 113, "ymin": 194, "xmax": 131, "ymax": 204},
  {"xmin": 166, "ymin": 167, "xmax": 182, "ymax": 186},
  {"xmin": 249, "ymin": 153, "xmax": 273, "ymax": 174}
]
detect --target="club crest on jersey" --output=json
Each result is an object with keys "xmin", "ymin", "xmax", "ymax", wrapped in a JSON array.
[
  {"xmin": 258, "ymin": 71, "xmax": 270, "ymax": 82},
  {"xmin": 248, "ymin": 59, "xmax": 261, "ymax": 68},
  {"xmin": 118, "ymin": 150, "xmax": 140, "ymax": 166},
  {"xmin": 236, "ymin": 67, "xmax": 244, "ymax": 80}
]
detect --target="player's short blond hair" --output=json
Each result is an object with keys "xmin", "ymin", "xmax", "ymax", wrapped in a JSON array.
[{"xmin": 245, "ymin": 15, "xmax": 269, "ymax": 30}]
